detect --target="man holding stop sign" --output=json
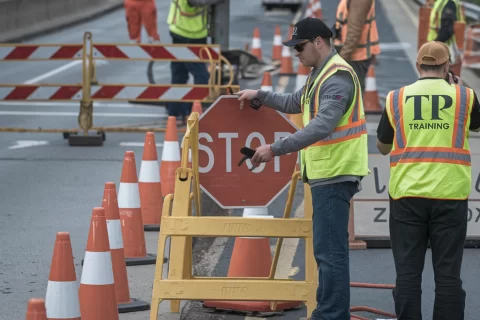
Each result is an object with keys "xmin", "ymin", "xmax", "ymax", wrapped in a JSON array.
[{"xmin": 235, "ymin": 17, "xmax": 370, "ymax": 320}]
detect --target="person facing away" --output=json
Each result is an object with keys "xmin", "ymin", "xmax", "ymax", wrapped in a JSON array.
[
  {"xmin": 166, "ymin": 0, "xmax": 223, "ymax": 126},
  {"xmin": 427, "ymin": 0, "xmax": 465, "ymax": 65},
  {"xmin": 376, "ymin": 40, "xmax": 480, "ymax": 320},
  {"xmin": 234, "ymin": 17, "xmax": 370, "ymax": 320},
  {"xmin": 333, "ymin": 0, "xmax": 381, "ymax": 92}
]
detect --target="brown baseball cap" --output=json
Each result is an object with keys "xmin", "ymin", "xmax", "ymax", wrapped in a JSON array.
[{"xmin": 416, "ymin": 41, "xmax": 451, "ymax": 65}]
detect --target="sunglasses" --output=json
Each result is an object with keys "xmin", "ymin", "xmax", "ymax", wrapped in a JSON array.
[{"xmin": 293, "ymin": 37, "xmax": 318, "ymax": 52}]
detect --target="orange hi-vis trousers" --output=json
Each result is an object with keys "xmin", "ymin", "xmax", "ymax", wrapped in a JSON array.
[{"xmin": 124, "ymin": 0, "xmax": 160, "ymax": 43}]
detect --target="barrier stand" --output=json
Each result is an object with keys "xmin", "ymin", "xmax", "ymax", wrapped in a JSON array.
[
  {"xmin": 149, "ymin": 112, "xmax": 318, "ymax": 319},
  {"xmin": 0, "ymin": 32, "xmax": 240, "ymax": 145}
]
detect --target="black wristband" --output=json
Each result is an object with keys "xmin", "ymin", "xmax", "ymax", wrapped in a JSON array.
[{"xmin": 250, "ymin": 98, "xmax": 262, "ymax": 110}]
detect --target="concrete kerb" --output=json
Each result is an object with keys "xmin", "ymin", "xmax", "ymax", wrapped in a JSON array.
[{"xmin": 0, "ymin": 0, "xmax": 124, "ymax": 43}]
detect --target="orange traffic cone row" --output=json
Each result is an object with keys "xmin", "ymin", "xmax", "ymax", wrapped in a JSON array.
[
  {"xmin": 139, "ymin": 132, "xmax": 163, "ymax": 232},
  {"xmin": 25, "ymin": 299, "xmax": 47, "ymax": 320},
  {"xmin": 79, "ymin": 207, "xmax": 119, "ymax": 320},
  {"xmin": 118, "ymin": 151, "xmax": 157, "ymax": 265},
  {"xmin": 203, "ymin": 208, "xmax": 302, "ymax": 312},
  {"xmin": 45, "ymin": 232, "xmax": 81, "ymax": 320},
  {"xmin": 272, "ymin": 25, "xmax": 282, "ymax": 64},
  {"xmin": 160, "ymin": 116, "xmax": 181, "ymax": 197},
  {"xmin": 363, "ymin": 64, "xmax": 383, "ymax": 114},
  {"xmin": 102, "ymin": 182, "xmax": 151, "ymax": 312},
  {"xmin": 261, "ymin": 72, "xmax": 273, "ymax": 91},
  {"xmin": 251, "ymin": 27, "xmax": 263, "ymax": 60}
]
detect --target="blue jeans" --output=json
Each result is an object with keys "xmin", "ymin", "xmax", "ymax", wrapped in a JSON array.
[
  {"xmin": 167, "ymin": 32, "xmax": 210, "ymax": 118},
  {"xmin": 310, "ymin": 181, "xmax": 360, "ymax": 320}
]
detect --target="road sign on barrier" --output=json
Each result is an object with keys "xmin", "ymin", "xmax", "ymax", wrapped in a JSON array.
[
  {"xmin": 198, "ymin": 96, "xmax": 298, "ymax": 208},
  {"xmin": 353, "ymin": 154, "xmax": 480, "ymax": 239}
]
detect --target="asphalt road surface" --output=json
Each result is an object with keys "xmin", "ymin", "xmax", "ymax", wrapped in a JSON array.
[{"xmin": 1, "ymin": 0, "xmax": 479, "ymax": 320}]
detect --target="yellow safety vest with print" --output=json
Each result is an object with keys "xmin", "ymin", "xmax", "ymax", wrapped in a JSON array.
[
  {"xmin": 300, "ymin": 54, "xmax": 370, "ymax": 181},
  {"xmin": 385, "ymin": 79, "xmax": 474, "ymax": 200},
  {"xmin": 168, "ymin": 0, "xmax": 208, "ymax": 39},
  {"xmin": 334, "ymin": 0, "xmax": 381, "ymax": 61},
  {"xmin": 427, "ymin": 0, "xmax": 464, "ymax": 46}
]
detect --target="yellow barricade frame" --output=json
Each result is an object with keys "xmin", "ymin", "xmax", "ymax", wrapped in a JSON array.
[{"xmin": 150, "ymin": 112, "xmax": 318, "ymax": 319}]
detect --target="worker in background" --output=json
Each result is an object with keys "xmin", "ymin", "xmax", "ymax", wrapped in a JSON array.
[
  {"xmin": 235, "ymin": 17, "xmax": 369, "ymax": 320},
  {"xmin": 376, "ymin": 41, "xmax": 480, "ymax": 320},
  {"xmin": 124, "ymin": 0, "xmax": 161, "ymax": 43},
  {"xmin": 166, "ymin": 0, "xmax": 223, "ymax": 126},
  {"xmin": 427, "ymin": 0, "xmax": 465, "ymax": 70},
  {"xmin": 333, "ymin": 0, "xmax": 381, "ymax": 92}
]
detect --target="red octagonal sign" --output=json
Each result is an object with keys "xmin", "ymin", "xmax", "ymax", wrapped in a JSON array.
[{"xmin": 198, "ymin": 95, "xmax": 298, "ymax": 208}]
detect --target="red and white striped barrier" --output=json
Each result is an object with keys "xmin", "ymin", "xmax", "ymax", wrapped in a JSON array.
[
  {"xmin": 0, "ymin": 45, "xmax": 83, "ymax": 60},
  {"xmin": 0, "ymin": 85, "xmax": 211, "ymax": 101},
  {"xmin": 92, "ymin": 44, "xmax": 220, "ymax": 61},
  {"xmin": 0, "ymin": 43, "xmax": 220, "ymax": 61}
]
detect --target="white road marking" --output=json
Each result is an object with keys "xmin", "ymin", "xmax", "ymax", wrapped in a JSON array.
[
  {"xmin": 0, "ymin": 111, "xmax": 168, "ymax": 118},
  {"xmin": 274, "ymin": 200, "xmax": 304, "ymax": 279},
  {"xmin": 379, "ymin": 42, "xmax": 412, "ymax": 51},
  {"xmin": 23, "ymin": 60, "xmax": 108, "ymax": 84},
  {"xmin": 120, "ymin": 142, "xmax": 163, "ymax": 148},
  {"xmin": 9, "ymin": 140, "xmax": 49, "ymax": 149}
]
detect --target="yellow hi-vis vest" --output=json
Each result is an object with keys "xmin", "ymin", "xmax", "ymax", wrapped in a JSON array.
[
  {"xmin": 385, "ymin": 79, "xmax": 474, "ymax": 200},
  {"xmin": 300, "ymin": 54, "xmax": 370, "ymax": 181},
  {"xmin": 168, "ymin": 0, "xmax": 208, "ymax": 39},
  {"xmin": 427, "ymin": 0, "xmax": 464, "ymax": 46}
]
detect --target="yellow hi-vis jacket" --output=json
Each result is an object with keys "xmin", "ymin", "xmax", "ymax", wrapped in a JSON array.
[
  {"xmin": 300, "ymin": 53, "xmax": 370, "ymax": 181},
  {"xmin": 168, "ymin": 0, "xmax": 208, "ymax": 39},
  {"xmin": 385, "ymin": 79, "xmax": 474, "ymax": 200}
]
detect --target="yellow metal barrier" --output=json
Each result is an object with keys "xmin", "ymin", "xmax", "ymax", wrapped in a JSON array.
[
  {"xmin": 0, "ymin": 32, "xmax": 240, "ymax": 137},
  {"xmin": 149, "ymin": 112, "xmax": 318, "ymax": 319}
]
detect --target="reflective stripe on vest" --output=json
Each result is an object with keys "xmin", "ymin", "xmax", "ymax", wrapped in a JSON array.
[
  {"xmin": 388, "ymin": 85, "xmax": 471, "ymax": 167},
  {"xmin": 303, "ymin": 63, "xmax": 367, "ymax": 147}
]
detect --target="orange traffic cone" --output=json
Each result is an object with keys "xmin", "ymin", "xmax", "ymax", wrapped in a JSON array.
[
  {"xmin": 160, "ymin": 116, "xmax": 181, "ymax": 197},
  {"xmin": 45, "ymin": 232, "xmax": 81, "ymax": 320},
  {"xmin": 272, "ymin": 25, "xmax": 282, "ymax": 64},
  {"xmin": 251, "ymin": 27, "xmax": 263, "ymax": 60},
  {"xmin": 102, "ymin": 182, "xmax": 152, "ymax": 312},
  {"xmin": 363, "ymin": 64, "xmax": 383, "ymax": 114},
  {"xmin": 25, "ymin": 299, "xmax": 47, "ymax": 320},
  {"xmin": 279, "ymin": 45, "xmax": 295, "ymax": 76},
  {"xmin": 296, "ymin": 63, "xmax": 311, "ymax": 91},
  {"xmin": 312, "ymin": 0, "xmax": 323, "ymax": 19},
  {"xmin": 79, "ymin": 207, "xmax": 119, "ymax": 320},
  {"xmin": 118, "ymin": 151, "xmax": 156, "ymax": 265},
  {"xmin": 261, "ymin": 72, "xmax": 273, "ymax": 91},
  {"xmin": 192, "ymin": 100, "xmax": 203, "ymax": 115},
  {"xmin": 203, "ymin": 208, "xmax": 302, "ymax": 312},
  {"xmin": 139, "ymin": 132, "xmax": 163, "ymax": 232}
]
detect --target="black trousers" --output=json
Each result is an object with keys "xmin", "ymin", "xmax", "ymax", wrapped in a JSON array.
[{"xmin": 389, "ymin": 196, "xmax": 468, "ymax": 320}]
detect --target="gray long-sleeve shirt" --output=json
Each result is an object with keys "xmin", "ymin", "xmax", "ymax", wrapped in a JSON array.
[{"xmin": 256, "ymin": 49, "xmax": 363, "ymax": 188}]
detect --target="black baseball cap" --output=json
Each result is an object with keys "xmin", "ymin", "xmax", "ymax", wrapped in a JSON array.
[{"xmin": 283, "ymin": 17, "xmax": 333, "ymax": 47}]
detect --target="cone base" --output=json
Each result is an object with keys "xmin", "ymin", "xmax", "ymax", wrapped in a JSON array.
[
  {"xmin": 202, "ymin": 300, "xmax": 302, "ymax": 313},
  {"xmin": 125, "ymin": 254, "xmax": 159, "ymax": 266},
  {"xmin": 118, "ymin": 298, "xmax": 151, "ymax": 313},
  {"xmin": 144, "ymin": 224, "xmax": 160, "ymax": 232}
]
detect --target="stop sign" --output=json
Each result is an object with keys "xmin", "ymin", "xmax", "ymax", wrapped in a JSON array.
[{"xmin": 198, "ymin": 95, "xmax": 298, "ymax": 208}]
